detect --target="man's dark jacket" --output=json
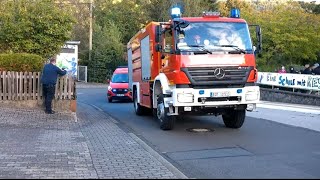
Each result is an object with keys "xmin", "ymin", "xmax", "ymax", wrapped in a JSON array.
[
  {"xmin": 41, "ymin": 63, "xmax": 67, "ymax": 85},
  {"xmin": 313, "ymin": 67, "xmax": 320, "ymax": 75},
  {"xmin": 302, "ymin": 68, "xmax": 313, "ymax": 75}
]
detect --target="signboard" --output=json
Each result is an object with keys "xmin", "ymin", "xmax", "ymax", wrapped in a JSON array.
[
  {"xmin": 257, "ymin": 72, "xmax": 320, "ymax": 91},
  {"xmin": 56, "ymin": 41, "xmax": 80, "ymax": 78}
]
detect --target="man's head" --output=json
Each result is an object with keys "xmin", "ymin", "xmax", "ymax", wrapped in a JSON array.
[
  {"xmin": 194, "ymin": 35, "xmax": 201, "ymax": 44},
  {"xmin": 49, "ymin": 57, "xmax": 56, "ymax": 64}
]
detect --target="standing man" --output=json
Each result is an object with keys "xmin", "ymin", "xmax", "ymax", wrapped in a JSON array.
[
  {"xmin": 41, "ymin": 57, "xmax": 67, "ymax": 114},
  {"xmin": 301, "ymin": 64, "xmax": 312, "ymax": 74},
  {"xmin": 312, "ymin": 63, "xmax": 320, "ymax": 75}
]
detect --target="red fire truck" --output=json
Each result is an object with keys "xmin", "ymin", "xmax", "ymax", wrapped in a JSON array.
[{"xmin": 127, "ymin": 7, "xmax": 262, "ymax": 130}]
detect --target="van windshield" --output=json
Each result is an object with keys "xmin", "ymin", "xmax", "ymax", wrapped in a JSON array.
[{"xmin": 111, "ymin": 73, "xmax": 128, "ymax": 83}]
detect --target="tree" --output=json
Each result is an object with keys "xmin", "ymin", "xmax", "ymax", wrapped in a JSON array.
[
  {"xmin": 56, "ymin": 0, "xmax": 92, "ymax": 63},
  {"xmin": 81, "ymin": 21, "xmax": 125, "ymax": 83},
  {"xmin": 0, "ymin": 0, "xmax": 76, "ymax": 59},
  {"xmin": 143, "ymin": 0, "xmax": 218, "ymax": 22},
  {"xmin": 94, "ymin": 0, "xmax": 147, "ymax": 44}
]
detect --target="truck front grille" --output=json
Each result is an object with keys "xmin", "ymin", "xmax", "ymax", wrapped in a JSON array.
[{"xmin": 181, "ymin": 66, "xmax": 252, "ymax": 86}]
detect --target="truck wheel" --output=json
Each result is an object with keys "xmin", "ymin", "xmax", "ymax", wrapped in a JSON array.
[
  {"xmin": 157, "ymin": 94, "xmax": 175, "ymax": 130},
  {"xmin": 133, "ymin": 89, "xmax": 144, "ymax": 115},
  {"xmin": 222, "ymin": 109, "xmax": 246, "ymax": 129},
  {"xmin": 107, "ymin": 97, "xmax": 112, "ymax": 103}
]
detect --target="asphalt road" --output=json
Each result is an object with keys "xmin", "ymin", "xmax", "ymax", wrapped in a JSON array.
[{"xmin": 78, "ymin": 88, "xmax": 320, "ymax": 179}]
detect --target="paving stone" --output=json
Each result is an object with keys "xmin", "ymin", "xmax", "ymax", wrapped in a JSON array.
[{"xmin": 0, "ymin": 102, "xmax": 183, "ymax": 179}]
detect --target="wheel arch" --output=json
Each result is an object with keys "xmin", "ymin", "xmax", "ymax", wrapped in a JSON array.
[
  {"xmin": 152, "ymin": 73, "xmax": 171, "ymax": 108},
  {"xmin": 132, "ymin": 82, "xmax": 140, "ymax": 104}
]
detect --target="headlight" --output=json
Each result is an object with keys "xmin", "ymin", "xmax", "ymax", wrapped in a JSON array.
[
  {"xmin": 112, "ymin": 89, "xmax": 117, "ymax": 93},
  {"xmin": 245, "ymin": 92, "xmax": 259, "ymax": 101},
  {"xmin": 108, "ymin": 86, "xmax": 112, "ymax": 91},
  {"xmin": 177, "ymin": 93, "xmax": 194, "ymax": 103}
]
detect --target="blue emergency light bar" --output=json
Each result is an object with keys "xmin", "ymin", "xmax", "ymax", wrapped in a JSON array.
[{"xmin": 230, "ymin": 8, "xmax": 240, "ymax": 18}]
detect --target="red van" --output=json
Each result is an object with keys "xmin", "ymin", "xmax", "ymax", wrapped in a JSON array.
[{"xmin": 107, "ymin": 66, "xmax": 132, "ymax": 102}]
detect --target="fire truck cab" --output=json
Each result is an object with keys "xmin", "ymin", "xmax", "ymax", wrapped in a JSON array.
[{"xmin": 127, "ymin": 7, "xmax": 262, "ymax": 130}]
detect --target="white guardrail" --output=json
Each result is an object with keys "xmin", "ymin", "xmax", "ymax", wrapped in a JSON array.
[{"xmin": 256, "ymin": 72, "xmax": 320, "ymax": 94}]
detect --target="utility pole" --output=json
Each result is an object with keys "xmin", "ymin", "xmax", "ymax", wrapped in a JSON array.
[
  {"xmin": 89, "ymin": 0, "xmax": 95, "ymax": 81},
  {"xmin": 89, "ymin": 0, "xmax": 93, "ymax": 62}
]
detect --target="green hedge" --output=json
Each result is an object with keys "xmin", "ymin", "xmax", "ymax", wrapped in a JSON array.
[{"xmin": 0, "ymin": 53, "xmax": 44, "ymax": 72}]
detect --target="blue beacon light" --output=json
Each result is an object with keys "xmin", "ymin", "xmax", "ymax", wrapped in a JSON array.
[
  {"xmin": 171, "ymin": 6, "xmax": 181, "ymax": 19},
  {"xmin": 230, "ymin": 8, "xmax": 240, "ymax": 18}
]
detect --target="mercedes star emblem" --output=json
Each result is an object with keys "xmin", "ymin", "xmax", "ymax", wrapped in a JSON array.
[{"xmin": 213, "ymin": 68, "xmax": 225, "ymax": 79}]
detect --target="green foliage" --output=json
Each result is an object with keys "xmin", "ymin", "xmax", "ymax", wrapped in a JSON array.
[
  {"xmin": 0, "ymin": 53, "xmax": 44, "ymax": 72},
  {"xmin": 0, "ymin": 0, "xmax": 76, "ymax": 58},
  {"xmin": 94, "ymin": 0, "xmax": 147, "ymax": 44},
  {"xmin": 299, "ymin": 1, "xmax": 320, "ymax": 14},
  {"xmin": 81, "ymin": 21, "xmax": 125, "ymax": 83},
  {"xmin": 142, "ymin": 0, "xmax": 218, "ymax": 22}
]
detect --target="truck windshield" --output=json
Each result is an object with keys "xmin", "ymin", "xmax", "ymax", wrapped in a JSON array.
[
  {"xmin": 177, "ymin": 22, "xmax": 253, "ymax": 53},
  {"xmin": 111, "ymin": 74, "xmax": 128, "ymax": 83}
]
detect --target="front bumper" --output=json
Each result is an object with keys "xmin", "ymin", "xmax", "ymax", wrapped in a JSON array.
[
  {"xmin": 167, "ymin": 86, "xmax": 260, "ymax": 107},
  {"xmin": 107, "ymin": 91, "xmax": 132, "ymax": 101}
]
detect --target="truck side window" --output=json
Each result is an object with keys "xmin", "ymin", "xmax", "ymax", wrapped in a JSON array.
[{"xmin": 163, "ymin": 29, "xmax": 172, "ymax": 53}]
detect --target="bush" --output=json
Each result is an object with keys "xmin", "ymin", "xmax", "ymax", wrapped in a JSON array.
[{"xmin": 0, "ymin": 53, "xmax": 44, "ymax": 72}]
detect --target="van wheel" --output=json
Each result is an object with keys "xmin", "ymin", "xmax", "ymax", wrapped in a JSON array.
[
  {"xmin": 157, "ymin": 94, "xmax": 175, "ymax": 130},
  {"xmin": 107, "ymin": 97, "xmax": 112, "ymax": 103},
  {"xmin": 222, "ymin": 109, "xmax": 246, "ymax": 129},
  {"xmin": 133, "ymin": 89, "xmax": 144, "ymax": 115}
]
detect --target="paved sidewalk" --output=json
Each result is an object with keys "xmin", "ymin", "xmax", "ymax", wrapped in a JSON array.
[
  {"xmin": 257, "ymin": 101, "xmax": 320, "ymax": 114},
  {"xmin": 0, "ymin": 103, "xmax": 187, "ymax": 179}
]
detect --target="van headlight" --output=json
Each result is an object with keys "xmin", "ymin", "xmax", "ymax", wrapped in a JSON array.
[{"xmin": 177, "ymin": 93, "xmax": 194, "ymax": 103}]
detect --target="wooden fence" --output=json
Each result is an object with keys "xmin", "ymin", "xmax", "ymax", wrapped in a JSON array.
[{"xmin": 0, "ymin": 71, "xmax": 76, "ymax": 101}]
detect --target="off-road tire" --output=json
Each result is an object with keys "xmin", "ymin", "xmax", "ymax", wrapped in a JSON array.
[
  {"xmin": 222, "ymin": 109, "xmax": 246, "ymax": 129},
  {"xmin": 133, "ymin": 89, "xmax": 145, "ymax": 115},
  {"xmin": 156, "ymin": 94, "xmax": 175, "ymax": 130}
]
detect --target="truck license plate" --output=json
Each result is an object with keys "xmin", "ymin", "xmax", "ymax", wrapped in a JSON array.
[{"xmin": 210, "ymin": 91, "xmax": 230, "ymax": 97}]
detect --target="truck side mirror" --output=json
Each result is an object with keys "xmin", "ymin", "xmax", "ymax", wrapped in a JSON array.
[
  {"xmin": 155, "ymin": 44, "xmax": 162, "ymax": 52},
  {"xmin": 255, "ymin": 26, "xmax": 262, "ymax": 53},
  {"xmin": 249, "ymin": 24, "xmax": 262, "ymax": 54},
  {"xmin": 155, "ymin": 25, "xmax": 162, "ymax": 43}
]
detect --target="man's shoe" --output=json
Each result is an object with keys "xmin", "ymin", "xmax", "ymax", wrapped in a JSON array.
[{"xmin": 45, "ymin": 110, "xmax": 55, "ymax": 114}]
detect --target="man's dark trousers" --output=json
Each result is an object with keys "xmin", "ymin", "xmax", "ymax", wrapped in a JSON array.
[{"xmin": 43, "ymin": 84, "xmax": 55, "ymax": 113}]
